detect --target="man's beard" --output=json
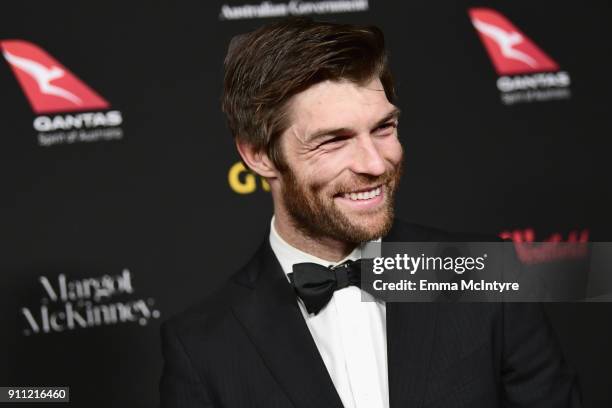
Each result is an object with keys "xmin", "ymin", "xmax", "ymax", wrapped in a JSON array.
[{"xmin": 281, "ymin": 157, "xmax": 403, "ymax": 244}]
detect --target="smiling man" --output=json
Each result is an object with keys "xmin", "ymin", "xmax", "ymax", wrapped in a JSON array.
[{"xmin": 160, "ymin": 18, "xmax": 580, "ymax": 408}]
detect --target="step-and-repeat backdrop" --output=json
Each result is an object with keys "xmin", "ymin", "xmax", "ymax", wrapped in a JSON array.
[{"xmin": 1, "ymin": 1, "xmax": 611, "ymax": 406}]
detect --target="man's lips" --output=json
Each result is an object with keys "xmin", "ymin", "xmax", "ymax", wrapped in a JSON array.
[
  {"xmin": 336, "ymin": 185, "xmax": 382, "ymax": 201},
  {"xmin": 333, "ymin": 185, "xmax": 384, "ymax": 208}
]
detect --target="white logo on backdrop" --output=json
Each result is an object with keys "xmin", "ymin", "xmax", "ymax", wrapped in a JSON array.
[
  {"xmin": 471, "ymin": 19, "xmax": 537, "ymax": 68},
  {"xmin": 219, "ymin": 0, "xmax": 369, "ymax": 20},
  {"xmin": 3, "ymin": 50, "xmax": 83, "ymax": 105},
  {"xmin": 20, "ymin": 269, "xmax": 161, "ymax": 335}
]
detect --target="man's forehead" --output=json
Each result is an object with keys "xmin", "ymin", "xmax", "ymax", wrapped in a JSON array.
[{"xmin": 286, "ymin": 78, "xmax": 394, "ymax": 134}]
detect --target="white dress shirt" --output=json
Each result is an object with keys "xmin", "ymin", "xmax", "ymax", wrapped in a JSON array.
[{"xmin": 269, "ymin": 217, "xmax": 389, "ymax": 408}]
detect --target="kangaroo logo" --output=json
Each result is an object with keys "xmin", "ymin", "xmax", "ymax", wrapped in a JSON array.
[
  {"xmin": 1, "ymin": 39, "xmax": 109, "ymax": 114},
  {"xmin": 468, "ymin": 8, "xmax": 559, "ymax": 75}
]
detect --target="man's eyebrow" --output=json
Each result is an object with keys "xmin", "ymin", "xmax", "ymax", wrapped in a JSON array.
[{"xmin": 306, "ymin": 107, "xmax": 401, "ymax": 143}]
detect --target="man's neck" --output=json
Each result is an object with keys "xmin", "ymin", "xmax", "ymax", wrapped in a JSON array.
[{"xmin": 273, "ymin": 214, "xmax": 356, "ymax": 263}]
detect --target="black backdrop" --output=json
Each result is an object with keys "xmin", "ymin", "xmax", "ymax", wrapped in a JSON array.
[{"xmin": 1, "ymin": 1, "xmax": 611, "ymax": 407}]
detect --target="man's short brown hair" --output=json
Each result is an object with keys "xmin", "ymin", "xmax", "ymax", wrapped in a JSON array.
[{"xmin": 222, "ymin": 17, "xmax": 395, "ymax": 170}]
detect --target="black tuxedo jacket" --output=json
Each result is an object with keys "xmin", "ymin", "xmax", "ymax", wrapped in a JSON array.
[{"xmin": 160, "ymin": 220, "xmax": 581, "ymax": 407}]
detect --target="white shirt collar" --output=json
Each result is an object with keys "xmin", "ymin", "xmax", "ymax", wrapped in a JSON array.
[{"xmin": 269, "ymin": 216, "xmax": 380, "ymax": 278}]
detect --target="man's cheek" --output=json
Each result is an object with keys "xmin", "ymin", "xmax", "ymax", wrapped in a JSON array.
[
  {"xmin": 310, "ymin": 163, "xmax": 345, "ymax": 187},
  {"xmin": 388, "ymin": 138, "xmax": 403, "ymax": 162},
  {"xmin": 376, "ymin": 137, "xmax": 402, "ymax": 162},
  {"xmin": 384, "ymin": 146, "xmax": 404, "ymax": 167}
]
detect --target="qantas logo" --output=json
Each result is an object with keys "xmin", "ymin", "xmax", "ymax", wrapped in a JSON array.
[
  {"xmin": 0, "ymin": 39, "xmax": 109, "ymax": 114},
  {"xmin": 468, "ymin": 8, "xmax": 571, "ymax": 104},
  {"xmin": 469, "ymin": 8, "xmax": 558, "ymax": 75},
  {"xmin": 1, "ymin": 39, "xmax": 123, "ymax": 146}
]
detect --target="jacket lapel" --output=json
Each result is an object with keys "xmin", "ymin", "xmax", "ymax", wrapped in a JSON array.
[
  {"xmin": 231, "ymin": 240, "xmax": 343, "ymax": 408},
  {"xmin": 384, "ymin": 221, "xmax": 440, "ymax": 408}
]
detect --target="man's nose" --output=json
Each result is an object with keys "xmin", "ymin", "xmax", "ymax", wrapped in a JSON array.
[{"xmin": 349, "ymin": 134, "xmax": 386, "ymax": 176}]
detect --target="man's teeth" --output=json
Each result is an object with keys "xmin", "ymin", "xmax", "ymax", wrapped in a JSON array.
[{"xmin": 343, "ymin": 187, "xmax": 381, "ymax": 201}]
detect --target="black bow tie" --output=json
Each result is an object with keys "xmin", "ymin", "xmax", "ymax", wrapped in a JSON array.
[{"xmin": 288, "ymin": 259, "xmax": 363, "ymax": 315}]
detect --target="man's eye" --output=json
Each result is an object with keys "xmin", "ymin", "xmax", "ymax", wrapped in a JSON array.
[
  {"xmin": 319, "ymin": 136, "xmax": 348, "ymax": 147},
  {"xmin": 377, "ymin": 121, "xmax": 398, "ymax": 132}
]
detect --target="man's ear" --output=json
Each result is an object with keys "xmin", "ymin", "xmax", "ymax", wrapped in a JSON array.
[{"xmin": 235, "ymin": 139, "xmax": 278, "ymax": 179}]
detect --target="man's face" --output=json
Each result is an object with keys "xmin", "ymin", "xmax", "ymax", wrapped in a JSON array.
[{"xmin": 277, "ymin": 77, "xmax": 403, "ymax": 243}]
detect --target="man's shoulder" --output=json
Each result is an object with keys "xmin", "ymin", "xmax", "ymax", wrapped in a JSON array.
[
  {"xmin": 161, "ymin": 242, "xmax": 265, "ymax": 339},
  {"xmin": 162, "ymin": 281, "xmax": 241, "ymax": 339}
]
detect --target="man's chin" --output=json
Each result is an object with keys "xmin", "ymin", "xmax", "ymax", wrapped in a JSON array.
[
  {"xmin": 333, "ymin": 209, "xmax": 393, "ymax": 242},
  {"xmin": 328, "ymin": 192, "xmax": 393, "ymax": 238}
]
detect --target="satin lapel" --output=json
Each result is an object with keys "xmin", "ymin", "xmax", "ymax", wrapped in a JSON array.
[
  {"xmin": 384, "ymin": 220, "xmax": 439, "ymax": 408},
  {"xmin": 231, "ymin": 241, "xmax": 343, "ymax": 408}
]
